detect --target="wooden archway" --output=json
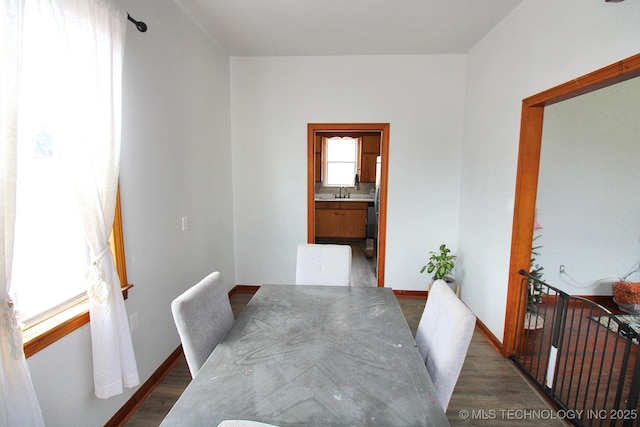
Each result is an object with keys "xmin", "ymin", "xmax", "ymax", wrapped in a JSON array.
[{"xmin": 503, "ymin": 54, "xmax": 640, "ymax": 357}]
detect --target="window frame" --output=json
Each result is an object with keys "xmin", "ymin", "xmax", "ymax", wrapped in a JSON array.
[
  {"xmin": 323, "ymin": 136, "xmax": 360, "ymax": 187},
  {"xmin": 22, "ymin": 185, "xmax": 131, "ymax": 358}
]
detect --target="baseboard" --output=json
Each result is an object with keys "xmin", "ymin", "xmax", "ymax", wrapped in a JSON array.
[
  {"xmin": 575, "ymin": 294, "xmax": 619, "ymax": 312},
  {"xmin": 475, "ymin": 317, "xmax": 503, "ymax": 355},
  {"xmin": 229, "ymin": 284, "xmax": 260, "ymax": 298},
  {"xmin": 105, "ymin": 345, "xmax": 184, "ymax": 427},
  {"xmin": 392, "ymin": 289, "xmax": 428, "ymax": 299}
]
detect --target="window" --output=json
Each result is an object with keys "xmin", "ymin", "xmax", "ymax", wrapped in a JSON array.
[
  {"xmin": 325, "ymin": 137, "xmax": 358, "ymax": 186},
  {"xmin": 12, "ymin": 184, "xmax": 129, "ymax": 358},
  {"xmin": 11, "ymin": 131, "xmax": 129, "ymax": 325},
  {"xmin": 11, "ymin": 129, "xmax": 90, "ymax": 328},
  {"xmin": 14, "ymin": 190, "xmax": 129, "ymax": 358},
  {"xmin": 8, "ymin": 2, "xmax": 130, "ymax": 358}
]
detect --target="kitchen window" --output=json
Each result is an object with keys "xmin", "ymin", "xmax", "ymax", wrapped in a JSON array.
[{"xmin": 325, "ymin": 137, "xmax": 359, "ymax": 186}]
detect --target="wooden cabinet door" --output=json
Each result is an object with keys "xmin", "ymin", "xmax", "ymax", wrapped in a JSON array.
[
  {"xmin": 315, "ymin": 209, "xmax": 342, "ymax": 237},
  {"xmin": 362, "ymin": 135, "xmax": 380, "ymax": 154},
  {"xmin": 315, "ymin": 135, "xmax": 323, "ymax": 182},
  {"xmin": 315, "ymin": 203, "xmax": 368, "ymax": 238},
  {"xmin": 341, "ymin": 209, "xmax": 367, "ymax": 238},
  {"xmin": 315, "ymin": 154, "xmax": 322, "ymax": 182},
  {"xmin": 360, "ymin": 135, "xmax": 380, "ymax": 183},
  {"xmin": 360, "ymin": 153, "xmax": 378, "ymax": 183}
]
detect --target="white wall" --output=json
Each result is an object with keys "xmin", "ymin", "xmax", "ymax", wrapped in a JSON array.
[
  {"xmin": 22, "ymin": 0, "xmax": 640, "ymax": 424},
  {"xmin": 26, "ymin": 0, "xmax": 235, "ymax": 425},
  {"xmin": 537, "ymin": 77, "xmax": 640, "ymax": 295},
  {"xmin": 458, "ymin": 0, "xmax": 640, "ymax": 341},
  {"xmin": 230, "ymin": 55, "xmax": 466, "ymax": 291}
]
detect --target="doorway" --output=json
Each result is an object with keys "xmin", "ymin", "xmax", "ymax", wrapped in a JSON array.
[
  {"xmin": 503, "ymin": 54, "xmax": 640, "ymax": 357},
  {"xmin": 307, "ymin": 123, "xmax": 389, "ymax": 287}
]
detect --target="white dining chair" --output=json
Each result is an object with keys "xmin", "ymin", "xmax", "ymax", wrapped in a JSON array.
[
  {"xmin": 295, "ymin": 243, "xmax": 352, "ymax": 286},
  {"xmin": 171, "ymin": 271, "xmax": 235, "ymax": 378},
  {"xmin": 415, "ymin": 279, "xmax": 476, "ymax": 411}
]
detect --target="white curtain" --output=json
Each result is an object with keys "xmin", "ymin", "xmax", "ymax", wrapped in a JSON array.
[
  {"xmin": 50, "ymin": 0, "xmax": 140, "ymax": 399},
  {"xmin": 0, "ymin": 1, "xmax": 46, "ymax": 425},
  {"xmin": 9, "ymin": 0, "xmax": 139, "ymax": 401}
]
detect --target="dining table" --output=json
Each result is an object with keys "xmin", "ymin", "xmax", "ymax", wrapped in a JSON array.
[{"xmin": 160, "ymin": 284, "xmax": 449, "ymax": 426}]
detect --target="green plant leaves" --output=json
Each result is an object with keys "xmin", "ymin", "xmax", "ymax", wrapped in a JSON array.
[{"xmin": 420, "ymin": 244, "xmax": 456, "ymax": 280}]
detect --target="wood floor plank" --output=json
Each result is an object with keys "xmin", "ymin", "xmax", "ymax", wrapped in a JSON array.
[{"xmin": 448, "ymin": 330, "xmax": 564, "ymax": 426}]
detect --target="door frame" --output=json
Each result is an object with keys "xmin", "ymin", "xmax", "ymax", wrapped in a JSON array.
[
  {"xmin": 502, "ymin": 54, "xmax": 640, "ymax": 357},
  {"xmin": 307, "ymin": 123, "xmax": 390, "ymax": 287}
]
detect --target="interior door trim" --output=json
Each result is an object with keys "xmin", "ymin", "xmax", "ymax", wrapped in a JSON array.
[
  {"xmin": 307, "ymin": 123, "xmax": 390, "ymax": 287},
  {"xmin": 503, "ymin": 53, "xmax": 640, "ymax": 357}
]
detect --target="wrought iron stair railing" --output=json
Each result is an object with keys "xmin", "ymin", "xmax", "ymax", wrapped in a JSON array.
[{"xmin": 512, "ymin": 271, "xmax": 640, "ymax": 427}]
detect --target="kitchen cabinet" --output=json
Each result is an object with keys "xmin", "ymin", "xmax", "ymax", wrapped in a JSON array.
[
  {"xmin": 315, "ymin": 201, "xmax": 369, "ymax": 238},
  {"xmin": 360, "ymin": 135, "xmax": 381, "ymax": 183},
  {"xmin": 315, "ymin": 134, "xmax": 322, "ymax": 182}
]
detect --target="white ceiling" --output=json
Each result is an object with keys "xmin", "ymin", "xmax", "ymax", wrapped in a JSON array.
[{"xmin": 173, "ymin": 0, "xmax": 523, "ymax": 56}]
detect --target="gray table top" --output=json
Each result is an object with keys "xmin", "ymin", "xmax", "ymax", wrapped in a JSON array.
[{"xmin": 161, "ymin": 285, "xmax": 449, "ymax": 427}]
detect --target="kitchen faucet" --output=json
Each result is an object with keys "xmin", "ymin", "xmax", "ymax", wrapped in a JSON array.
[{"xmin": 335, "ymin": 187, "xmax": 349, "ymax": 198}]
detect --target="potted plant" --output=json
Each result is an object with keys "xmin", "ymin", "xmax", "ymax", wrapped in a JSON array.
[
  {"xmin": 525, "ymin": 235, "xmax": 545, "ymax": 329},
  {"xmin": 612, "ymin": 266, "xmax": 640, "ymax": 313},
  {"xmin": 420, "ymin": 244, "xmax": 456, "ymax": 284}
]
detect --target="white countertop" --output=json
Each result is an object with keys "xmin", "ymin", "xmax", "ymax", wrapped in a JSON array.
[{"xmin": 314, "ymin": 194, "xmax": 375, "ymax": 202}]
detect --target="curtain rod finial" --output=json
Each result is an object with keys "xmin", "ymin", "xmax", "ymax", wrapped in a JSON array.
[{"xmin": 127, "ymin": 14, "xmax": 147, "ymax": 33}]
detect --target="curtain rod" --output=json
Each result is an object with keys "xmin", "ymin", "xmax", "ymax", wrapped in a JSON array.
[{"xmin": 127, "ymin": 14, "xmax": 147, "ymax": 32}]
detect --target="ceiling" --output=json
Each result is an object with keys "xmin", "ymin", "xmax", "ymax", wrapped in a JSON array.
[{"xmin": 173, "ymin": 0, "xmax": 523, "ymax": 56}]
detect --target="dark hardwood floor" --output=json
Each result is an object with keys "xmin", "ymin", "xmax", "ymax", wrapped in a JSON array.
[{"xmin": 125, "ymin": 291, "xmax": 565, "ymax": 426}]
